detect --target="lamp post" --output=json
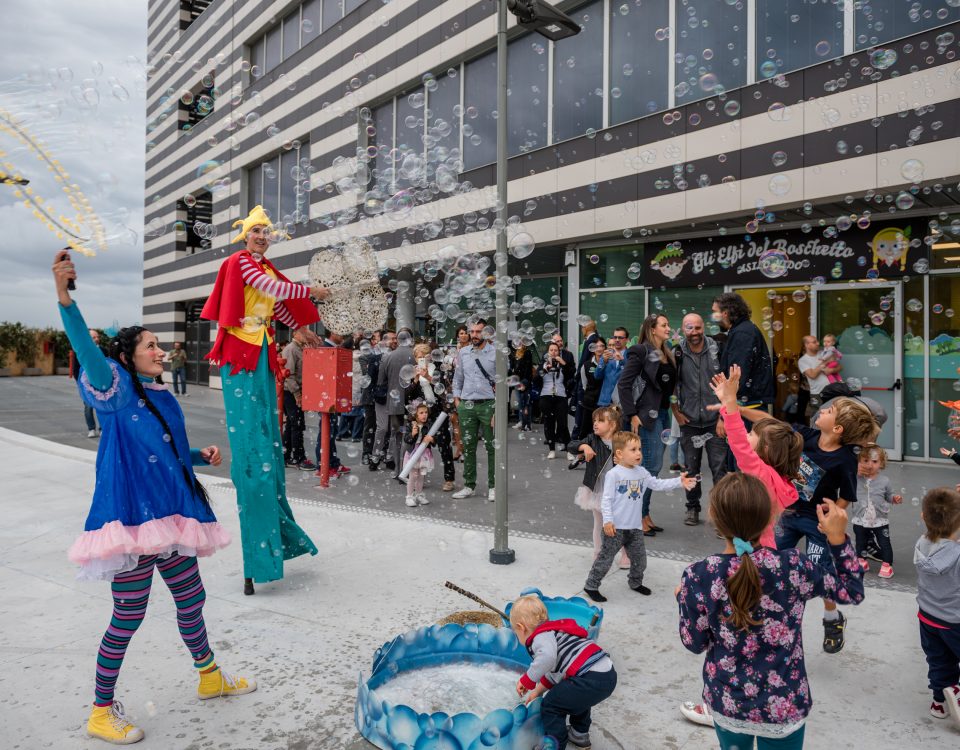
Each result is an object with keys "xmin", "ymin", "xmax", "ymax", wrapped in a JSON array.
[{"xmin": 489, "ymin": 0, "xmax": 580, "ymax": 566}]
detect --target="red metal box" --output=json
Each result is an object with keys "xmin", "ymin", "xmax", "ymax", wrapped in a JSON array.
[{"xmin": 301, "ymin": 347, "xmax": 353, "ymax": 413}]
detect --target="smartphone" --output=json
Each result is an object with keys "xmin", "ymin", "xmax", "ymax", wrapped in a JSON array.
[
  {"xmin": 418, "ymin": 358, "xmax": 427, "ymax": 369},
  {"xmin": 59, "ymin": 248, "xmax": 76, "ymax": 290}
]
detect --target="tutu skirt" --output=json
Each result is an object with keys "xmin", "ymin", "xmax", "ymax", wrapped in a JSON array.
[
  {"xmin": 404, "ymin": 447, "xmax": 435, "ymax": 473},
  {"xmin": 574, "ymin": 484, "xmax": 602, "ymax": 511}
]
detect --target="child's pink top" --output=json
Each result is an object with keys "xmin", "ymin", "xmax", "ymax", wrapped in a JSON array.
[{"xmin": 720, "ymin": 406, "xmax": 799, "ymax": 548}]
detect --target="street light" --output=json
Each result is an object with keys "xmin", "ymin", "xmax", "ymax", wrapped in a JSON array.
[{"xmin": 490, "ymin": 0, "xmax": 581, "ymax": 566}]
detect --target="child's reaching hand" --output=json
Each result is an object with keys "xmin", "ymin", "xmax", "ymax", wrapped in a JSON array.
[
  {"xmin": 522, "ymin": 683, "xmax": 547, "ymax": 705},
  {"xmin": 680, "ymin": 472, "xmax": 697, "ymax": 490},
  {"xmin": 581, "ymin": 445, "xmax": 596, "ymax": 462},
  {"xmin": 940, "ymin": 447, "xmax": 957, "ymax": 458},
  {"xmin": 422, "ymin": 434, "xmax": 433, "ymax": 445},
  {"xmin": 710, "ymin": 365, "xmax": 742, "ymax": 411},
  {"xmin": 515, "ymin": 680, "xmax": 528, "ymax": 698},
  {"xmin": 892, "ymin": 494, "xmax": 903, "ymax": 505},
  {"xmin": 410, "ymin": 423, "xmax": 419, "ymax": 436},
  {"xmin": 603, "ymin": 522, "xmax": 616, "ymax": 537},
  {"xmin": 816, "ymin": 498, "xmax": 849, "ymax": 546}
]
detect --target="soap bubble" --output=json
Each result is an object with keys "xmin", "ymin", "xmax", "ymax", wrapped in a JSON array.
[
  {"xmin": 792, "ymin": 289, "xmax": 807, "ymax": 303},
  {"xmin": 509, "ymin": 232, "xmax": 535, "ymax": 259},
  {"xmin": 768, "ymin": 174, "xmax": 791, "ymax": 196},
  {"xmin": 900, "ymin": 159, "xmax": 924, "ymax": 182},
  {"xmin": 758, "ymin": 248, "xmax": 788, "ymax": 278},
  {"xmin": 660, "ymin": 430, "xmax": 677, "ymax": 445},
  {"xmin": 895, "ymin": 191, "xmax": 915, "ymax": 210},
  {"xmin": 771, "ymin": 151, "xmax": 788, "ymax": 167},
  {"xmin": 815, "ymin": 40, "xmax": 831, "ymax": 57},
  {"xmin": 870, "ymin": 48, "xmax": 897, "ymax": 69}
]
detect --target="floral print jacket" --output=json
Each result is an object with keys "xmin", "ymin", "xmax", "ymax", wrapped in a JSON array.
[{"xmin": 677, "ymin": 542, "xmax": 864, "ymax": 728}]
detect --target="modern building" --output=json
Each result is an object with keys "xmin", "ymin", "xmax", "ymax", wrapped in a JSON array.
[{"xmin": 144, "ymin": 0, "xmax": 960, "ymax": 462}]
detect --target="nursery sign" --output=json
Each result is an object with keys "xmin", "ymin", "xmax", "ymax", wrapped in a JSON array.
[{"xmin": 645, "ymin": 220, "xmax": 928, "ymax": 286}]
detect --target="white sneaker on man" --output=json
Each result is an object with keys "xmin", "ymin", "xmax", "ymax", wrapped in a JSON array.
[
  {"xmin": 487, "ymin": 489, "xmax": 496, "ymax": 502},
  {"xmin": 451, "ymin": 486, "xmax": 475, "ymax": 499},
  {"xmin": 87, "ymin": 429, "xmax": 97, "ymax": 438},
  {"xmin": 546, "ymin": 450, "xmax": 556, "ymax": 459},
  {"xmin": 511, "ymin": 422, "xmax": 522, "ymax": 430}
]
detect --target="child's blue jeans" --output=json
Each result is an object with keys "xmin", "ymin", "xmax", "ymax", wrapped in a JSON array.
[
  {"xmin": 715, "ymin": 723, "xmax": 805, "ymax": 749},
  {"xmin": 540, "ymin": 667, "xmax": 617, "ymax": 749}
]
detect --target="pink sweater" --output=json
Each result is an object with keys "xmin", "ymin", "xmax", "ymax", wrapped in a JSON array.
[{"xmin": 720, "ymin": 406, "xmax": 799, "ymax": 548}]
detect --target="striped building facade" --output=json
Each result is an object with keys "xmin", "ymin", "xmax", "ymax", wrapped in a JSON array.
[{"xmin": 145, "ymin": 0, "xmax": 960, "ymax": 462}]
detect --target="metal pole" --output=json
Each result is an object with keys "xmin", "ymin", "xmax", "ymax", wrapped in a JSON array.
[{"xmin": 490, "ymin": 0, "xmax": 515, "ymax": 565}]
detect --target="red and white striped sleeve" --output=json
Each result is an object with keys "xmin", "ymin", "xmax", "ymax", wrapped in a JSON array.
[
  {"xmin": 239, "ymin": 254, "xmax": 311, "ymax": 301},
  {"xmin": 273, "ymin": 301, "xmax": 298, "ymax": 328}
]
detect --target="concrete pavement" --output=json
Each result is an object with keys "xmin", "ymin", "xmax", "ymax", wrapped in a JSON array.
[
  {"xmin": 3, "ymin": 375, "xmax": 958, "ymax": 590},
  {"xmin": 0, "ymin": 425, "xmax": 957, "ymax": 749}
]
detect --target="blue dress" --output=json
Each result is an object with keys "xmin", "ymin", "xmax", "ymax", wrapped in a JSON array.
[{"xmin": 61, "ymin": 302, "xmax": 230, "ymax": 580}]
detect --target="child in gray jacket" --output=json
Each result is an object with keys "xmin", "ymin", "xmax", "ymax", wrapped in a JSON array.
[
  {"xmin": 915, "ymin": 486, "xmax": 960, "ymax": 726},
  {"xmin": 852, "ymin": 444, "xmax": 901, "ymax": 578}
]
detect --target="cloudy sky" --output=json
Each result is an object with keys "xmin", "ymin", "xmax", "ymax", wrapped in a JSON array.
[{"xmin": 0, "ymin": 0, "xmax": 147, "ymax": 328}]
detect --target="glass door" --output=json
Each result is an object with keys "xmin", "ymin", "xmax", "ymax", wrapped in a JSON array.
[{"xmin": 811, "ymin": 283, "xmax": 902, "ymax": 459}]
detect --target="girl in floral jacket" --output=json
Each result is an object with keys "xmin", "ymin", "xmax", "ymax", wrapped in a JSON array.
[{"xmin": 676, "ymin": 473, "xmax": 864, "ymax": 749}]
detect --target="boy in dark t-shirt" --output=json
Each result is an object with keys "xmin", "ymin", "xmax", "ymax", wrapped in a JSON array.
[{"xmin": 736, "ymin": 397, "xmax": 878, "ymax": 655}]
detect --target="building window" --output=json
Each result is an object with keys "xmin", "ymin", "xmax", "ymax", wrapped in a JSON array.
[
  {"xmin": 265, "ymin": 24, "xmax": 282, "ymax": 73},
  {"xmin": 282, "ymin": 7, "xmax": 301, "ymax": 60},
  {"xmin": 178, "ymin": 74, "xmax": 215, "ymax": 133},
  {"xmin": 674, "ymin": 0, "xmax": 747, "ymax": 104},
  {"xmin": 552, "ymin": 1, "xmax": 603, "ymax": 142},
  {"xmin": 179, "ymin": 0, "xmax": 212, "ymax": 32},
  {"xmin": 463, "ymin": 50, "xmax": 497, "ymax": 170},
  {"xmin": 344, "ymin": 0, "xmax": 364, "ymax": 14},
  {"xmin": 395, "ymin": 85, "xmax": 426, "ymax": 158},
  {"xmin": 609, "ymin": 0, "xmax": 669, "ymax": 125},
  {"xmin": 508, "ymin": 36, "xmax": 549, "ymax": 154},
  {"xmin": 301, "ymin": 0, "xmax": 321, "ymax": 45},
  {"xmin": 176, "ymin": 189, "xmax": 212, "ymax": 254},
  {"xmin": 757, "ymin": 0, "xmax": 844, "ymax": 80},
  {"xmin": 323, "ymin": 0, "xmax": 343, "ymax": 31},
  {"xmin": 855, "ymin": 0, "xmax": 960, "ymax": 50},
  {"xmin": 426, "ymin": 72, "xmax": 460, "ymax": 160},
  {"xmin": 371, "ymin": 101, "xmax": 395, "ymax": 189},
  {"xmin": 246, "ymin": 141, "xmax": 310, "ymax": 230}
]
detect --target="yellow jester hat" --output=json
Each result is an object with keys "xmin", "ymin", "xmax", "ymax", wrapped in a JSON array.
[{"xmin": 231, "ymin": 205, "xmax": 274, "ymax": 243}]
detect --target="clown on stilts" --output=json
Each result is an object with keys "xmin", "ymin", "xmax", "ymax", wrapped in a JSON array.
[{"xmin": 201, "ymin": 205, "xmax": 330, "ymax": 595}]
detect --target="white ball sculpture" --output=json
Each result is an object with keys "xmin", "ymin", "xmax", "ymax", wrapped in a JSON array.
[{"xmin": 307, "ymin": 237, "xmax": 389, "ymax": 335}]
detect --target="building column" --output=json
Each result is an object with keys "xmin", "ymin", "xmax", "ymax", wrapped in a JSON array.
[{"xmin": 394, "ymin": 273, "xmax": 416, "ymax": 332}]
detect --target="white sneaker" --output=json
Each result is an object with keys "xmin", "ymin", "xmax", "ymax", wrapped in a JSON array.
[
  {"xmin": 680, "ymin": 701, "xmax": 714, "ymax": 727},
  {"xmin": 547, "ymin": 450, "xmax": 556, "ymax": 459},
  {"xmin": 418, "ymin": 494, "xmax": 430, "ymax": 505},
  {"xmin": 511, "ymin": 422, "xmax": 522, "ymax": 429},
  {"xmin": 451, "ymin": 486, "xmax": 475, "ymax": 499},
  {"xmin": 566, "ymin": 452, "xmax": 576, "ymax": 461},
  {"xmin": 487, "ymin": 489, "xmax": 496, "ymax": 502},
  {"xmin": 946, "ymin": 684, "xmax": 960, "ymax": 727},
  {"xmin": 405, "ymin": 495, "xmax": 418, "ymax": 507},
  {"xmin": 87, "ymin": 429, "xmax": 97, "ymax": 438}
]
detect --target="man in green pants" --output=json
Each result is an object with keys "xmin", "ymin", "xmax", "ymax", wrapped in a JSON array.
[{"xmin": 451, "ymin": 319, "xmax": 497, "ymax": 501}]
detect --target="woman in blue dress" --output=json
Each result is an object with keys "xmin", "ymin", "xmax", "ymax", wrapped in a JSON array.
[{"xmin": 53, "ymin": 251, "xmax": 256, "ymax": 745}]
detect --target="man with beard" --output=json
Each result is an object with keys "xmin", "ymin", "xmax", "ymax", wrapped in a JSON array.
[
  {"xmin": 673, "ymin": 314, "xmax": 727, "ymax": 525},
  {"xmin": 452, "ymin": 319, "xmax": 497, "ymax": 501},
  {"xmin": 711, "ymin": 292, "xmax": 774, "ymax": 444}
]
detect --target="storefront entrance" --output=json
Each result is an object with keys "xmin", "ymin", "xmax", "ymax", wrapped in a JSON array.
[{"xmin": 811, "ymin": 282, "xmax": 903, "ymax": 459}]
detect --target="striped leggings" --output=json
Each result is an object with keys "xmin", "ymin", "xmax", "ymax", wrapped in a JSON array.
[{"xmin": 95, "ymin": 554, "xmax": 215, "ymax": 705}]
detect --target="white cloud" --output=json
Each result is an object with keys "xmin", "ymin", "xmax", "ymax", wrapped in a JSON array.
[{"xmin": 0, "ymin": 0, "xmax": 147, "ymax": 328}]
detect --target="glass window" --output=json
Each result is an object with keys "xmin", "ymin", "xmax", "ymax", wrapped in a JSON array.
[
  {"xmin": 395, "ymin": 86, "xmax": 426, "ymax": 157},
  {"xmin": 609, "ymin": 0, "xmax": 669, "ymax": 124},
  {"xmin": 508, "ymin": 35, "xmax": 549, "ymax": 154},
  {"xmin": 931, "ymin": 215, "xmax": 960, "ymax": 271},
  {"xmin": 579, "ymin": 246, "xmax": 644, "ymax": 289},
  {"xmin": 552, "ymin": 1, "xmax": 603, "ymax": 142},
  {"xmin": 280, "ymin": 148, "xmax": 299, "ymax": 223},
  {"xmin": 674, "ymin": 0, "xmax": 747, "ymax": 104},
  {"xmin": 649, "ymin": 286, "xmax": 726, "ymax": 334},
  {"xmin": 463, "ymin": 50, "xmax": 497, "ymax": 169},
  {"xmin": 516, "ymin": 277, "xmax": 567, "ymax": 356},
  {"xmin": 757, "ymin": 0, "xmax": 844, "ymax": 79},
  {"xmin": 426, "ymin": 72, "xmax": 461, "ymax": 159},
  {"xmin": 261, "ymin": 156, "xmax": 280, "ymax": 221},
  {"xmin": 855, "ymin": 0, "xmax": 960, "ymax": 50},
  {"xmin": 301, "ymin": 0, "xmax": 321, "ymax": 45},
  {"xmin": 246, "ymin": 167, "xmax": 260, "ymax": 214},
  {"xmin": 265, "ymin": 25, "xmax": 282, "ymax": 72},
  {"xmin": 373, "ymin": 101, "xmax": 395, "ymax": 188},
  {"xmin": 903, "ymin": 275, "xmax": 924, "ymax": 457},
  {"xmin": 345, "ymin": 0, "xmax": 364, "ymax": 13},
  {"xmin": 928, "ymin": 275, "xmax": 960, "ymax": 456},
  {"xmin": 282, "ymin": 8, "xmax": 300, "ymax": 59},
  {"xmin": 322, "ymin": 0, "xmax": 342, "ymax": 31},
  {"xmin": 579, "ymin": 291, "xmax": 645, "ymax": 346},
  {"xmin": 251, "ymin": 36, "xmax": 265, "ymax": 80}
]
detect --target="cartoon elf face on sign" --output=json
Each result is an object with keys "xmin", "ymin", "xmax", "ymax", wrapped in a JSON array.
[{"xmin": 870, "ymin": 227, "xmax": 910, "ymax": 270}]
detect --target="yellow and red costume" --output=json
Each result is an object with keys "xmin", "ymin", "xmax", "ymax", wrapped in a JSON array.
[{"xmin": 200, "ymin": 206, "xmax": 319, "ymax": 583}]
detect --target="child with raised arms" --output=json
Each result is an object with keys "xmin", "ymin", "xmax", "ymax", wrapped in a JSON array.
[{"xmin": 677, "ymin": 473, "xmax": 864, "ymax": 749}]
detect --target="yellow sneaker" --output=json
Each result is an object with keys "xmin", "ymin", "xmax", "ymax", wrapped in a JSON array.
[
  {"xmin": 87, "ymin": 701, "xmax": 144, "ymax": 744},
  {"xmin": 197, "ymin": 667, "xmax": 258, "ymax": 700}
]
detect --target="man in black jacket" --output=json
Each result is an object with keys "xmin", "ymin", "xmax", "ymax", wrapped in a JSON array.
[{"xmin": 712, "ymin": 292, "xmax": 774, "ymax": 468}]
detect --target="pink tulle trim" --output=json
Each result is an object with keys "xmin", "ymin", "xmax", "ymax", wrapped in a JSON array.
[
  {"xmin": 69, "ymin": 516, "xmax": 231, "ymax": 571},
  {"xmin": 574, "ymin": 485, "xmax": 601, "ymax": 511}
]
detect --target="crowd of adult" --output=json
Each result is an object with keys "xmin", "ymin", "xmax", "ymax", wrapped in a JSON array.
[{"xmin": 271, "ymin": 292, "xmax": 786, "ymax": 531}]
